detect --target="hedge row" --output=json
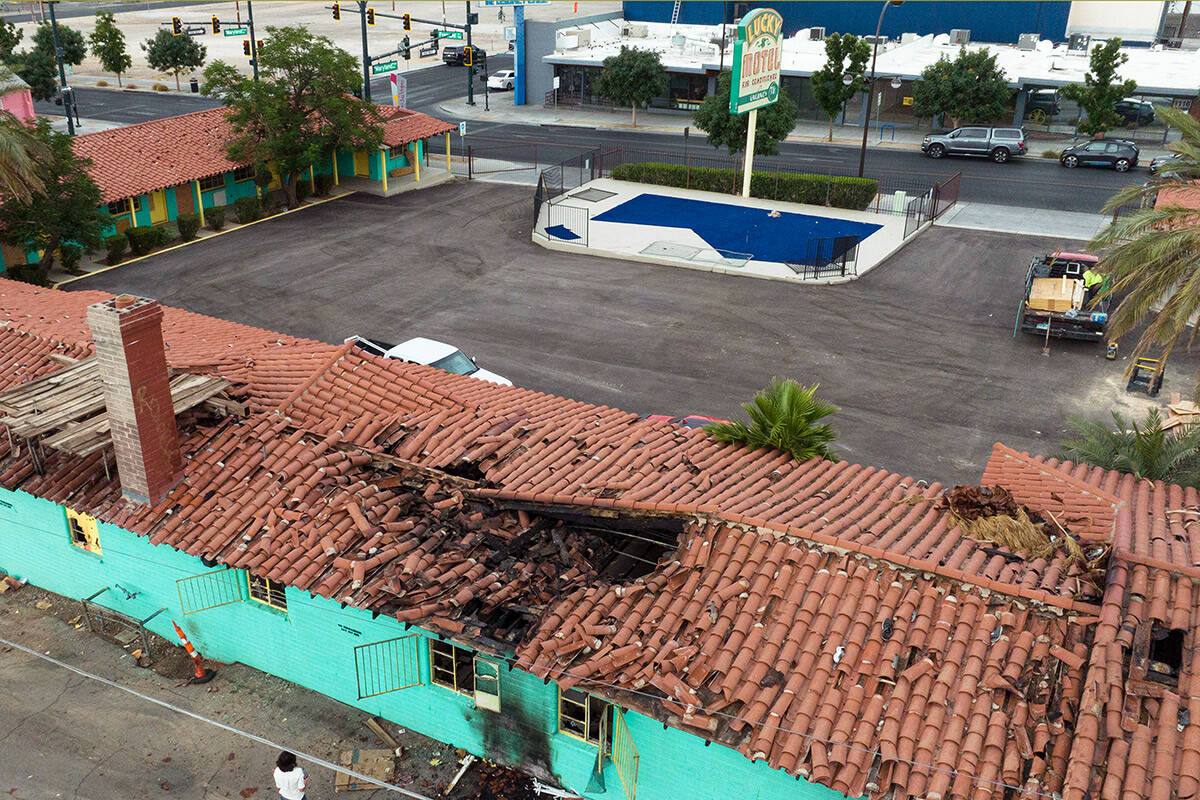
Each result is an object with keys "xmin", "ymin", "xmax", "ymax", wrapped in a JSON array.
[{"xmin": 611, "ymin": 162, "xmax": 879, "ymax": 211}]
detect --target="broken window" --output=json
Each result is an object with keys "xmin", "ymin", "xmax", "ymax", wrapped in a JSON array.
[
  {"xmin": 430, "ymin": 639, "xmax": 475, "ymax": 695},
  {"xmin": 66, "ymin": 508, "xmax": 101, "ymax": 555},
  {"xmin": 474, "ymin": 658, "xmax": 501, "ymax": 712},
  {"xmin": 1147, "ymin": 625, "xmax": 1186, "ymax": 686},
  {"xmin": 558, "ymin": 686, "xmax": 612, "ymax": 746},
  {"xmin": 247, "ymin": 572, "xmax": 287, "ymax": 611}
]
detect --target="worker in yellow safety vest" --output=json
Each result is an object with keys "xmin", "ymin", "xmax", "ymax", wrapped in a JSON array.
[{"xmin": 1082, "ymin": 266, "xmax": 1105, "ymax": 305}]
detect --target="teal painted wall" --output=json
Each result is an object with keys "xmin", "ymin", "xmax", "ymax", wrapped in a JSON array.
[{"xmin": 0, "ymin": 485, "xmax": 851, "ymax": 800}]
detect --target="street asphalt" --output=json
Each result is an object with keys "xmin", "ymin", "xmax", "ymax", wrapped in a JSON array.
[
  {"xmin": 37, "ymin": 49, "xmax": 1138, "ymax": 213},
  {"xmin": 64, "ymin": 180, "xmax": 1191, "ymax": 485}
]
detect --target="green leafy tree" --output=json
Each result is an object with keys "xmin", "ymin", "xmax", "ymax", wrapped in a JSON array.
[
  {"xmin": 1060, "ymin": 409, "xmax": 1200, "ymax": 487},
  {"xmin": 31, "ymin": 22, "xmax": 86, "ymax": 66},
  {"xmin": 0, "ymin": 17, "xmax": 22, "ymax": 62},
  {"xmin": 89, "ymin": 12, "xmax": 131, "ymax": 87},
  {"xmin": 202, "ymin": 26, "xmax": 382, "ymax": 209},
  {"xmin": 13, "ymin": 49, "xmax": 56, "ymax": 102},
  {"xmin": 1061, "ymin": 38, "xmax": 1137, "ymax": 137},
  {"xmin": 912, "ymin": 47, "xmax": 1011, "ymax": 127},
  {"xmin": 142, "ymin": 28, "xmax": 206, "ymax": 90},
  {"xmin": 693, "ymin": 70, "xmax": 798, "ymax": 155},
  {"xmin": 0, "ymin": 105, "xmax": 48, "ymax": 201},
  {"xmin": 594, "ymin": 45, "xmax": 668, "ymax": 126},
  {"xmin": 706, "ymin": 379, "xmax": 840, "ymax": 462},
  {"xmin": 0, "ymin": 119, "xmax": 104, "ymax": 279},
  {"xmin": 810, "ymin": 33, "xmax": 871, "ymax": 141},
  {"xmin": 1088, "ymin": 106, "xmax": 1200, "ymax": 390}
]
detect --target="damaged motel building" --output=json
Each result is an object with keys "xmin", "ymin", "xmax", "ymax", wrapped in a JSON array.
[{"xmin": 0, "ymin": 279, "xmax": 1198, "ymax": 800}]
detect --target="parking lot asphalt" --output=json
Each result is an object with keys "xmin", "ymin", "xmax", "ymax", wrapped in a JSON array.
[{"xmin": 64, "ymin": 180, "xmax": 1196, "ymax": 484}]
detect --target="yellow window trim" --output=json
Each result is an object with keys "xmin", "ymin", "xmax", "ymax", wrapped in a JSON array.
[
  {"xmin": 66, "ymin": 508, "xmax": 101, "ymax": 555},
  {"xmin": 557, "ymin": 686, "xmax": 609, "ymax": 745},
  {"xmin": 429, "ymin": 639, "xmax": 474, "ymax": 696},
  {"xmin": 246, "ymin": 571, "xmax": 287, "ymax": 611}
]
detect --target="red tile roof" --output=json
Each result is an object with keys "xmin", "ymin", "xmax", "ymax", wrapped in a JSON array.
[
  {"xmin": 1, "ymin": 279, "xmax": 1196, "ymax": 800},
  {"xmin": 72, "ymin": 105, "xmax": 455, "ymax": 203},
  {"xmin": 376, "ymin": 105, "xmax": 456, "ymax": 147}
]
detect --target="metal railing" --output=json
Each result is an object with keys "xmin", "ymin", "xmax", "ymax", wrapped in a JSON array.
[
  {"xmin": 931, "ymin": 171, "xmax": 962, "ymax": 220},
  {"xmin": 534, "ymin": 202, "xmax": 590, "ymax": 246},
  {"xmin": 785, "ymin": 235, "xmax": 861, "ymax": 280},
  {"xmin": 80, "ymin": 587, "xmax": 167, "ymax": 662}
]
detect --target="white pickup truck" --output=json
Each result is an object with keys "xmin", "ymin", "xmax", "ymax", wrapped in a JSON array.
[{"xmin": 346, "ymin": 335, "xmax": 513, "ymax": 386}]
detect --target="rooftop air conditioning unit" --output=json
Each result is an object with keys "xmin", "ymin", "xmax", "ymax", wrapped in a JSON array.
[
  {"xmin": 627, "ymin": 23, "xmax": 648, "ymax": 38},
  {"xmin": 863, "ymin": 35, "xmax": 888, "ymax": 46},
  {"xmin": 950, "ymin": 28, "xmax": 971, "ymax": 45},
  {"xmin": 900, "ymin": 32, "xmax": 919, "ymax": 44},
  {"xmin": 556, "ymin": 31, "xmax": 579, "ymax": 50},
  {"xmin": 809, "ymin": 27, "xmax": 825, "ymax": 41},
  {"xmin": 1017, "ymin": 33, "xmax": 1039, "ymax": 51},
  {"xmin": 1067, "ymin": 33, "xmax": 1091, "ymax": 52}
]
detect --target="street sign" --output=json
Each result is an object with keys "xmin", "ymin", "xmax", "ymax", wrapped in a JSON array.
[
  {"xmin": 185, "ymin": 25, "xmax": 206, "ymax": 35},
  {"xmin": 418, "ymin": 45, "xmax": 438, "ymax": 57},
  {"xmin": 729, "ymin": 7, "xmax": 783, "ymax": 115},
  {"xmin": 371, "ymin": 60, "xmax": 398, "ymax": 74},
  {"xmin": 391, "ymin": 74, "xmax": 407, "ymax": 108},
  {"xmin": 504, "ymin": 26, "xmax": 517, "ymax": 41},
  {"xmin": 436, "ymin": 30, "xmax": 464, "ymax": 39},
  {"xmin": 459, "ymin": 121, "xmax": 467, "ymax": 136},
  {"xmin": 223, "ymin": 27, "xmax": 248, "ymax": 36}
]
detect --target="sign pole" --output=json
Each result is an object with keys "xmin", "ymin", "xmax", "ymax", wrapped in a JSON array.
[{"xmin": 742, "ymin": 108, "xmax": 757, "ymax": 198}]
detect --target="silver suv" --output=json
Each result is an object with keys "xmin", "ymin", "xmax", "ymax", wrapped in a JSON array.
[{"xmin": 921, "ymin": 126, "xmax": 1027, "ymax": 163}]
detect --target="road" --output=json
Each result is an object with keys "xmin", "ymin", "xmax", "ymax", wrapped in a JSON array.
[
  {"xmin": 40, "ymin": 51, "xmax": 1136, "ymax": 213},
  {"xmin": 65, "ymin": 181, "xmax": 1188, "ymax": 485}
]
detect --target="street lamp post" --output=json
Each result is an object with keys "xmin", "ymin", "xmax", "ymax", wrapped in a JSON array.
[{"xmin": 858, "ymin": 0, "xmax": 903, "ymax": 177}]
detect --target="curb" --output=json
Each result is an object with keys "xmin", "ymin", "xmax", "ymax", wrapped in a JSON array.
[{"xmin": 53, "ymin": 191, "xmax": 353, "ymax": 288}]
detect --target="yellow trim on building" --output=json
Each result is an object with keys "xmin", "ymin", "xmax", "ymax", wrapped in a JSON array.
[
  {"xmin": 380, "ymin": 149, "xmax": 388, "ymax": 193},
  {"xmin": 193, "ymin": 179, "xmax": 205, "ymax": 227}
]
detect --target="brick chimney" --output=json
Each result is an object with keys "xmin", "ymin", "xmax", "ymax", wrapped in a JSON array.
[{"xmin": 86, "ymin": 295, "xmax": 183, "ymax": 505}]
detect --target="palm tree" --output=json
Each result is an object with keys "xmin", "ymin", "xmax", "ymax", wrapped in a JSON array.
[
  {"xmin": 705, "ymin": 379, "xmax": 840, "ymax": 462},
  {"xmin": 1060, "ymin": 408, "xmax": 1200, "ymax": 487},
  {"xmin": 1090, "ymin": 106, "xmax": 1200, "ymax": 385},
  {"xmin": 0, "ymin": 108, "xmax": 45, "ymax": 202}
]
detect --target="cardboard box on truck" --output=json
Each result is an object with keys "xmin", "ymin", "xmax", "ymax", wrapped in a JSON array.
[{"xmin": 1028, "ymin": 276, "xmax": 1084, "ymax": 312}]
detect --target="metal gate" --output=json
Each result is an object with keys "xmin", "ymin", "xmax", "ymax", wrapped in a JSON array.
[
  {"xmin": 611, "ymin": 710, "xmax": 639, "ymax": 800},
  {"xmin": 354, "ymin": 635, "xmax": 423, "ymax": 699},
  {"xmin": 931, "ymin": 171, "xmax": 962, "ymax": 220},
  {"xmin": 176, "ymin": 567, "xmax": 244, "ymax": 614},
  {"xmin": 536, "ymin": 203, "xmax": 589, "ymax": 246}
]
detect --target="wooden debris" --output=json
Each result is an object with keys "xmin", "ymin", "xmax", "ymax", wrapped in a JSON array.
[
  {"xmin": 1163, "ymin": 400, "xmax": 1200, "ymax": 431},
  {"xmin": 334, "ymin": 749, "xmax": 396, "ymax": 792},
  {"xmin": 363, "ymin": 716, "xmax": 400, "ymax": 749}
]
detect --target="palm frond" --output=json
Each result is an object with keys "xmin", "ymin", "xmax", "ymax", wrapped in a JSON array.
[
  {"xmin": 706, "ymin": 378, "xmax": 840, "ymax": 462},
  {"xmin": 1060, "ymin": 408, "xmax": 1200, "ymax": 487},
  {"xmin": 0, "ymin": 111, "xmax": 45, "ymax": 202}
]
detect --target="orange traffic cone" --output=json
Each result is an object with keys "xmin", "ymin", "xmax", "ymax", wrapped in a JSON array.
[{"xmin": 171, "ymin": 620, "xmax": 216, "ymax": 684}]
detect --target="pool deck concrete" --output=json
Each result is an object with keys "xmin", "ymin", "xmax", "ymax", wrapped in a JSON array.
[{"xmin": 533, "ymin": 178, "xmax": 916, "ymax": 284}]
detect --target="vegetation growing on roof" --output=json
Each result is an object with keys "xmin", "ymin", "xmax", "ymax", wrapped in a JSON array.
[
  {"xmin": 1060, "ymin": 408, "xmax": 1200, "ymax": 487},
  {"xmin": 705, "ymin": 379, "xmax": 839, "ymax": 462}
]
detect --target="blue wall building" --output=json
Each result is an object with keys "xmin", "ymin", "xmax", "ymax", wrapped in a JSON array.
[{"xmin": 622, "ymin": 1, "xmax": 1072, "ymax": 43}]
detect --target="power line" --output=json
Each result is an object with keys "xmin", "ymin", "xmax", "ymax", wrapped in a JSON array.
[
  {"xmin": 0, "ymin": 635, "xmax": 436, "ymax": 799},
  {"xmin": 2, "ymin": 518, "xmax": 1078, "ymax": 800}
]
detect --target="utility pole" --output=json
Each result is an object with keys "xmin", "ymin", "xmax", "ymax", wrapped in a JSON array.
[
  {"xmin": 47, "ymin": 1, "xmax": 73, "ymax": 136},
  {"xmin": 247, "ymin": 0, "xmax": 259, "ymax": 80},
  {"xmin": 359, "ymin": 0, "xmax": 372, "ymax": 101},
  {"xmin": 465, "ymin": 0, "xmax": 474, "ymax": 106}
]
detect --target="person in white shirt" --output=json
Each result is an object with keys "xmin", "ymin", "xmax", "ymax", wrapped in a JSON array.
[{"xmin": 274, "ymin": 751, "xmax": 307, "ymax": 800}]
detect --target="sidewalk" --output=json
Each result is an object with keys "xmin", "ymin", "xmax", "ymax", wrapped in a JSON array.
[
  {"xmin": 0, "ymin": 582, "xmax": 497, "ymax": 800},
  {"xmin": 40, "ymin": 113, "xmax": 124, "ymax": 135},
  {"xmin": 934, "ymin": 201, "xmax": 1109, "ymax": 241},
  {"xmin": 441, "ymin": 93, "xmax": 1177, "ymax": 161}
]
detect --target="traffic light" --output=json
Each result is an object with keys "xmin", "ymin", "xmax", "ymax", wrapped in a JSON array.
[
  {"xmin": 467, "ymin": 12, "xmax": 478, "ymax": 24},
  {"xmin": 402, "ymin": 12, "xmax": 411, "ymax": 31},
  {"xmin": 463, "ymin": 45, "xmax": 473, "ymax": 66},
  {"xmin": 243, "ymin": 39, "xmax": 252, "ymax": 56},
  {"xmin": 171, "ymin": 16, "xmax": 182, "ymax": 35},
  {"xmin": 211, "ymin": 16, "xmax": 220, "ymax": 34},
  {"xmin": 332, "ymin": 2, "xmax": 340, "ymax": 20},
  {"xmin": 366, "ymin": 7, "xmax": 376, "ymax": 25},
  {"xmin": 400, "ymin": 35, "xmax": 411, "ymax": 59}
]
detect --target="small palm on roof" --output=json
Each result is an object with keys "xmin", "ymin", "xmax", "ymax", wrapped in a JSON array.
[{"xmin": 705, "ymin": 378, "xmax": 840, "ymax": 463}]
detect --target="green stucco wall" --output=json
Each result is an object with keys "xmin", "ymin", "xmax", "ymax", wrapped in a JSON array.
[{"xmin": 0, "ymin": 485, "xmax": 849, "ymax": 800}]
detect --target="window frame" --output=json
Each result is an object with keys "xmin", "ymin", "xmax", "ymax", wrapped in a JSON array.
[
  {"xmin": 557, "ymin": 686, "xmax": 611, "ymax": 746},
  {"xmin": 66, "ymin": 508, "xmax": 101, "ymax": 555},
  {"xmin": 232, "ymin": 164, "xmax": 255, "ymax": 182},
  {"xmin": 107, "ymin": 196, "xmax": 142, "ymax": 216},
  {"xmin": 429, "ymin": 639, "xmax": 475, "ymax": 696},
  {"xmin": 197, "ymin": 173, "xmax": 225, "ymax": 192},
  {"xmin": 246, "ymin": 571, "xmax": 288, "ymax": 611}
]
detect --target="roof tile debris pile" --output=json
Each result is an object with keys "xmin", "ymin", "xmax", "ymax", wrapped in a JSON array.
[{"xmin": 1, "ymin": 278, "xmax": 1197, "ymax": 800}]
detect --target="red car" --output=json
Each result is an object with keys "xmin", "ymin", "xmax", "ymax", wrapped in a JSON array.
[{"xmin": 643, "ymin": 414, "xmax": 729, "ymax": 430}]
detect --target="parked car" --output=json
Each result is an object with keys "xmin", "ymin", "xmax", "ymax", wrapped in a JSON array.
[
  {"xmin": 487, "ymin": 70, "xmax": 515, "ymax": 90},
  {"xmin": 1114, "ymin": 99, "xmax": 1156, "ymax": 126},
  {"xmin": 1059, "ymin": 139, "xmax": 1139, "ymax": 172},
  {"xmin": 442, "ymin": 45, "xmax": 485, "ymax": 66},
  {"xmin": 642, "ymin": 413, "xmax": 730, "ymax": 430},
  {"xmin": 921, "ymin": 127, "xmax": 1027, "ymax": 163},
  {"xmin": 1023, "ymin": 89, "xmax": 1061, "ymax": 124},
  {"xmin": 1149, "ymin": 152, "xmax": 1183, "ymax": 177},
  {"xmin": 345, "ymin": 335, "xmax": 512, "ymax": 386}
]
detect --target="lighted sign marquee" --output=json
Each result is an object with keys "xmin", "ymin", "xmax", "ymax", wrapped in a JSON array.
[{"xmin": 729, "ymin": 8, "xmax": 783, "ymax": 115}]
